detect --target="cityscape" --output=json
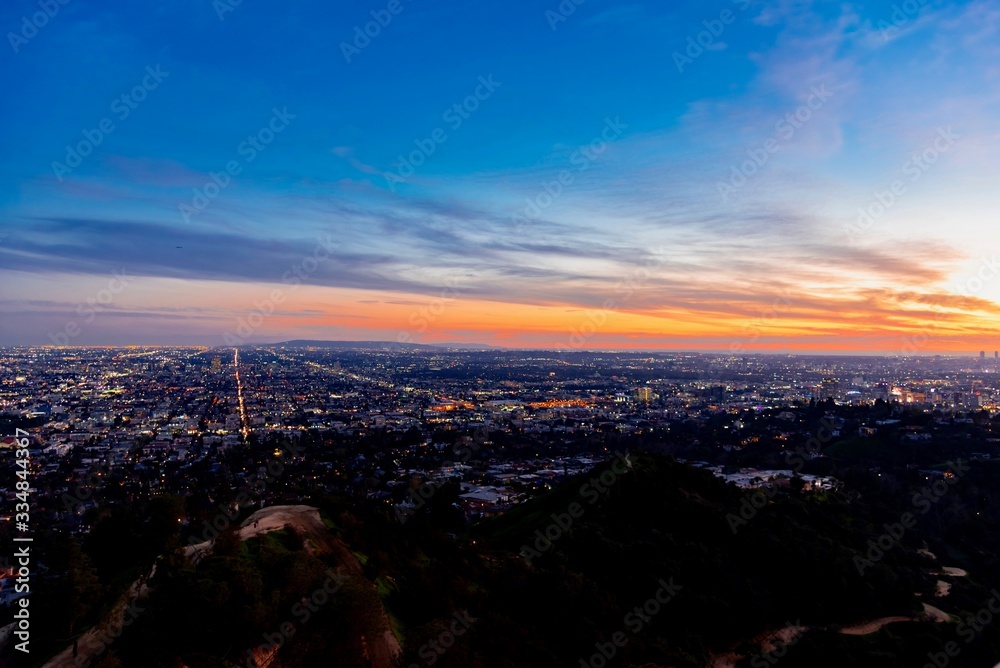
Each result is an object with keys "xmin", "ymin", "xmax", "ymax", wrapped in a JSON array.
[
  {"xmin": 3, "ymin": 0, "xmax": 1000, "ymax": 665},
  {"xmin": 3, "ymin": 345, "xmax": 1000, "ymax": 665}
]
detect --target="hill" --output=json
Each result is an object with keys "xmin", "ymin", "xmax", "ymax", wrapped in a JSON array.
[
  {"xmin": 53, "ymin": 455, "xmax": 1000, "ymax": 667},
  {"xmin": 260, "ymin": 340, "xmax": 443, "ymax": 350}
]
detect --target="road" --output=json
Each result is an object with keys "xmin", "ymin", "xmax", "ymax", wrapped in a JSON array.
[{"xmin": 234, "ymin": 347, "xmax": 250, "ymax": 438}]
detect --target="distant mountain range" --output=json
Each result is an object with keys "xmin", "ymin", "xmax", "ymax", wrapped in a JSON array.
[{"xmin": 259, "ymin": 339, "xmax": 498, "ymax": 351}]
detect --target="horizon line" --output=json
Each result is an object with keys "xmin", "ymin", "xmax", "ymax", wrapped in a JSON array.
[{"xmin": 3, "ymin": 342, "xmax": 998, "ymax": 358}]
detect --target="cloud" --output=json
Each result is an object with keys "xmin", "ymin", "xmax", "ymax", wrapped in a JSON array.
[{"xmin": 332, "ymin": 146, "xmax": 381, "ymax": 176}]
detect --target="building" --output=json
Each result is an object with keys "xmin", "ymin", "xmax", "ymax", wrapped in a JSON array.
[
  {"xmin": 634, "ymin": 387, "xmax": 656, "ymax": 404},
  {"xmin": 820, "ymin": 378, "xmax": 839, "ymax": 401},
  {"xmin": 0, "ymin": 568, "xmax": 28, "ymax": 606}
]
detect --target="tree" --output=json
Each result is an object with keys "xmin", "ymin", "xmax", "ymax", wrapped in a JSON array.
[{"xmin": 64, "ymin": 538, "xmax": 102, "ymax": 635}]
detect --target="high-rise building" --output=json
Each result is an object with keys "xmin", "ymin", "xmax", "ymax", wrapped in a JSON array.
[
  {"xmin": 980, "ymin": 351, "xmax": 986, "ymax": 359},
  {"xmin": 634, "ymin": 387, "xmax": 656, "ymax": 403},
  {"xmin": 820, "ymin": 378, "xmax": 839, "ymax": 401},
  {"xmin": 211, "ymin": 356, "xmax": 222, "ymax": 373}
]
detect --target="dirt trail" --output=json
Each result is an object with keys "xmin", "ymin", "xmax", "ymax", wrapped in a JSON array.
[
  {"xmin": 711, "ymin": 602, "xmax": 951, "ymax": 665},
  {"xmin": 919, "ymin": 550, "xmax": 969, "ymax": 579},
  {"xmin": 708, "ymin": 624, "xmax": 807, "ymax": 667},
  {"xmin": 840, "ymin": 616, "xmax": 916, "ymax": 635},
  {"xmin": 232, "ymin": 505, "xmax": 402, "ymax": 668},
  {"xmin": 42, "ymin": 565, "xmax": 153, "ymax": 668},
  {"xmin": 715, "ymin": 555, "xmax": 970, "ymax": 664},
  {"xmin": 922, "ymin": 603, "xmax": 952, "ymax": 623},
  {"xmin": 45, "ymin": 505, "xmax": 400, "ymax": 668},
  {"xmin": 839, "ymin": 602, "xmax": 951, "ymax": 634},
  {"xmin": 709, "ymin": 652, "xmax": 740, "ymax": 668}
]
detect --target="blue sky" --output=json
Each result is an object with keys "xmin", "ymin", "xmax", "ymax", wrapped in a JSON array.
[{"xmin": 1, "ymin": 0, "xmax": 998, "ymax": 350}]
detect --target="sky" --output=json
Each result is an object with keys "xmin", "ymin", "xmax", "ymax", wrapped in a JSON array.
[{"xmin": 1, "ymin": 0, "xmax": 998, "ymax": 352}]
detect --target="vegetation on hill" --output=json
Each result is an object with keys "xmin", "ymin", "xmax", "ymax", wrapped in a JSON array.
[{"xmin": 24, "ymin": 450, "xmax": 1000, "ymax": 667}]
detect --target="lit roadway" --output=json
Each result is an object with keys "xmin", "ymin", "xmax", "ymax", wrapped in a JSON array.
[
  {"xmin": 273, "ymin": 352, "xmax": 395, "ymax": 390},
  {"xmin": 234, "ymin": 348, "xmax": 250, "ymax": 439},
  {"xmin": 271, "ymin": 351, "xmax": 445, "ymax": 411}
]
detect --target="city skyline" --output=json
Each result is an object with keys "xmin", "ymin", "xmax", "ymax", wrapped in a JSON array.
[
  {"xmin": 2, "ymin": 0, "xmax": 999, "ymax": 351},
  {"xmin": 8, "ymin": 344, "xmax": 1000, "ymax": 665}
]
